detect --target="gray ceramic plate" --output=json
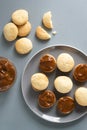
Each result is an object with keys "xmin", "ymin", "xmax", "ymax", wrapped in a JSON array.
[{"xmin": 21, "ymin": 45, "xmax": 87, "ymax": 123}]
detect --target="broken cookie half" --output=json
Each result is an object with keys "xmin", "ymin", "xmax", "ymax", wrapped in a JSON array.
[
  {"xmin": 42, "ymin": 11, "xmax": 53, "ymax": 29},
  {"xmin": 35, "ymin": 26, "xmax": 51, "ymax": 40}
]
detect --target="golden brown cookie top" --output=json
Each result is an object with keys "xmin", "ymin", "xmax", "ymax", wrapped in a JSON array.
[
  {"xmin": 57, "ymin": 53, "xmax": 75, "ymax": 72},
  {"xmin": 3, "ymin": 22, "xmax": 18, "ymax": 41},
  {"xmin": 42, "ymin": 11, "xmax": 53, "ymax": 29},
  {"xmin": 12, "ymin": 9, "xmax": 28, "ymax": 25},
  {"xmin": 15, "ymin": 38, "xmax": 33, "ymax": 54},
  {"xmin": 18, "ymin": 21, "xmax": 31, "ymax": 37},
  {"xmin": 31, "ymin": 73, "xmax": 49, "ymax": 91},
  {"xmin": 35, "ymin": 26, "xmax": 51, "ymax": 40}
]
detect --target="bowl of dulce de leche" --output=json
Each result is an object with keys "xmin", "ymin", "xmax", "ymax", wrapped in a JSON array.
[{"xmin": 0, "ymin": 57, "xmax": 16, "ymax": 92}]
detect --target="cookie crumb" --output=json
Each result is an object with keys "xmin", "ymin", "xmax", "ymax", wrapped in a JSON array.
[{"xmin": 52, "ymin": 31, "xmax": 57, "ymax": 35}]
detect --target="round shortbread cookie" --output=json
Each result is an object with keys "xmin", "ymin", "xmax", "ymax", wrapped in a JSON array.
[
  {"xmin": 35, "ymin": 26, "xmax": 51, "ymax": 40},
  {"xmin": 42, "ymin": 11, "xmax": 53, "ymax": 29},
  {"xmin": 57, "ymin": 53, "xmax": 75, "ymax": 72},
  {"xmin": 31, "ymin": 73, "xmax": 49, "ymax": 91},
  {"xmin": 15, "ymin": 38, "xmax": 33, "ymax": 54},
  {"xmin": 3, "ymin": 22, "xmax": 18, "ymax": 41},
  {"xmin": 75, "ymin": 87, "xmax": 87, "ymax": 106},
  {"xmin": 18, "ymin": 21, "xmax": 31, "ymax": 37},
  {"xmin": 12, "ymin": 9, "xmax": 28, "ymax": 25},
  {"xmin": 54, "ymin": 76, "xmax": 73, "ymax": 93}
]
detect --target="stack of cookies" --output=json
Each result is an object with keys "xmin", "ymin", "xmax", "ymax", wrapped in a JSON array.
[{"xmin": 3, "ymin": 9, "xmax": 33, "ymax": 54}]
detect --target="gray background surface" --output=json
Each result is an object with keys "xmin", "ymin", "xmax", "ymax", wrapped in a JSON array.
[{"xmin": 0, "ymin": 0, "xmax": 87, "ymax": 130}]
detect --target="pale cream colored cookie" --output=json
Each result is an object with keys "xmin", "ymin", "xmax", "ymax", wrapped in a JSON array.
[
  {"xmin": 42, "ymin": 11, "xmax": 53, "ymax": 29},
  {"xmin": 57, "ymin": 53, "xmax": 75, "ymax": 72},
  {"xmin": 18, "ymin": 21, "xmax": 31, "ymax": 37},
  {"xmin": 12, "ymin": 9, "xmax": 28, "ymax": 25},
  {"xmin": 31, "ymin": 73, "xmax": 49, "ymax": 91},
  {"xmin": 35, "ymin": 26, "xmax": 51, "ymax": 40},
  {"xmin": 54, "ymin": 76, "xmax": 73, "ymax": 93},
  {"xmin": 15, "ymin": 38, "xmax": 33, "ymax": 54},
  {"xmin": 75, "ymin": 87, "xmax": 87, "ymax": 106},
  {"xmin": 3, "ymin": 22, "xmax": 18, "ymax": 41}
]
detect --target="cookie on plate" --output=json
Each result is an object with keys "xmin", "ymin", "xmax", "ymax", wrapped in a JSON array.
[
  {"xmin": 57, "ymin": 96, "xmax": 75, "ymax": 114},
  {"xmin": 15, "ymin": 38, "xmax": 33, "ymax": 54},
  {"xmin": 18, "ymin": 21, "xmax": 31, "ymax": 37},
  {"xmin": 38, "ymin": 90, "xmax": 56, "ymax": 108},
  {"xmin": 3, "ymin": 22, "xmax": 18, "ymax": 41},
  {"xmin": 31, "ymin": 73, "xmax": 49, "ymax": 91},
  {"xmin": 57, "ymin": 53, "xmax": 75, "ymax": 72},
  {"xmin": 54, "ymin": 76, "xmax": 73, "ymax": 93},
  {"xmin": 42, "ymin": 11, "xmax": 53, "ymax": 29},
  {"xmin": 39, "ymin": 54, "xmax": 56, "ymax": 73},
  {"xmin": 12, "ymin": 9, "xmax": 28, "ymax": 25},
  {"xmin": 35, "ymin": 26, "xmax": 51, "ymax": 40},
  {"xmin": 73, "ymin": 64, "xmax": 87, "ymax": 82},
  {"xmin": 75, "ymin": 87, "xmax": 87, "ymax": 106}
]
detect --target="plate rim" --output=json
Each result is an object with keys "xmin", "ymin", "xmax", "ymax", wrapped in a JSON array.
[{"xmin": 21, "ymin": 44, "xmax": 87, "ymax": 123}]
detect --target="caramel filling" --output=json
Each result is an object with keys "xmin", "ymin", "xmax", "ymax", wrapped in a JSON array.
[
  {"xmin": 38, "ymin": 90, "xmax": 56, "ymax": 108},
  {"xmin": 74, "ymin": 64, "xmax": 87, "ymax": 82},
  {"xmin": 40, "ymin": 54, "xmax": 56, "ymax": 72},
  {"xmin": 0, "ymin": 58, "xmax": 16, "ymax": 91},
  {"xmin": 57, "ymin": 96, "xmax": 75, "ymax": 114}
]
